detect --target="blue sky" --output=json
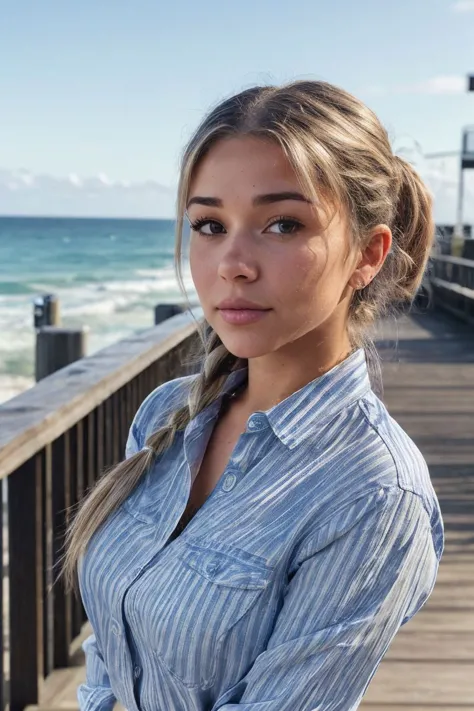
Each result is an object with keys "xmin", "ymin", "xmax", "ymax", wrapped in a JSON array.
[{"xmin": 1, "ymin": 0, "xmax": 474, "ymax": 218}]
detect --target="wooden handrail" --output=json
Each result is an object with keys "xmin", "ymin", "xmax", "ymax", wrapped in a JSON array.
[
  {"xmin": 0, "ymin": 310, "xmax": 203, "ymax": 711},
  {"xmin": 0, "ymin": 312, "xmax": 201, "ymax": 481},
  {"xmin": 431, "ymin": 254, "xmax": 474, "ymax": 267}
]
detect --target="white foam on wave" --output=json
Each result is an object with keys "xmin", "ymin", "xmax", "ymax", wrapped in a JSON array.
[
  {"xmin": 0, "ymin": 262, "xmax": 199, "ymax": 405},
  {"xmin": 0, "ymin": 374, "xmax": 34, "ymax": 405}
]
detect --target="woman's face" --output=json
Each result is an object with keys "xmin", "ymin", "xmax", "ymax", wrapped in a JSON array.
[{"xmin": 187, "ymin": 135, "xmax": 365, "ymax": 361}]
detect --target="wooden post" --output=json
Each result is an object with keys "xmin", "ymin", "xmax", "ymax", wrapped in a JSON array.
[
  {"xmin": 35, "ymin": 327, "xmax": 88, "ymax": 382},
  {"xmin": 8, "ymin": 454, "xmax": 44, "ymax": 711},
  {"xmin": 154, "ymin": 303, "xmax": 185, "ymax": 325}
]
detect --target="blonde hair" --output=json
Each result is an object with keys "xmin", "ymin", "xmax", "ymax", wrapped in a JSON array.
[{"xmin": 61, "ymin": 80, "xmax": 434, "ymax": 593}]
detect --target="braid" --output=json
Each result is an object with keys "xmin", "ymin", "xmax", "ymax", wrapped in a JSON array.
[
  {"xmin": 145, "ymin": 326, "xmax": 239, "ymax": 454},
  {"xmin": 60, "ymin": 321, "xmax": 241, "ymax": 594}
]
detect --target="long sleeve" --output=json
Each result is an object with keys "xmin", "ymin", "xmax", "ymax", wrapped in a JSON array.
[
  {"xmin": 77, "ymin": 421, "xmax": 141, "ymax": 710},
  {"xmin": 212, "ymin": 487, "xmax": 440, "ymax": 711},
  {"xmin": 77, "ymin": 634, "xmax": 116, "ymax": 711}
]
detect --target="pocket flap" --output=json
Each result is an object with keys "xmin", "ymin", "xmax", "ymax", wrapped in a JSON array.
[{"xmin": 179, "ymin": 541, "xmax": 271, "ymax": 590}]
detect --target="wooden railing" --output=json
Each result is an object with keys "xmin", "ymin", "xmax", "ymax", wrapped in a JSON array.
[
  {"xmin": 0, "ymin": 312, "xmax": 201, "ymax": 711},
  {"xmin": 429, "ymin": 254, "xmax": 474, "ymax": 325}
]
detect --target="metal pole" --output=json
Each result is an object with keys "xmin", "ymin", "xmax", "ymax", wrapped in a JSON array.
[{"xmin": 456, "ymin": 152, "xmax": 465, "ymax": 239}]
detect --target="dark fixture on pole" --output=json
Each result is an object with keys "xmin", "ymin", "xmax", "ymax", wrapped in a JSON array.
[{"xmin": 456, "ymin": 76, "xmax": 474, "ymax": 236}]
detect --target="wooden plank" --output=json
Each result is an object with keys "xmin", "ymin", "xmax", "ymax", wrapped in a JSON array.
[
  {"xmin": 0, "ymin": 480, "xmax": 4, "ymax": 711},
  {"xmin": 362, "ymin": 706, "xmax": 474, "ymax": 710},
  {"xmin": 8, "ymin": 454, "xmax": 44, "ymax": 711},
  {"xmin": 51, "ymin": 434, "xmax": 72, "ymax": 668},
  {"xmin": 83, "ymin": 411, "xmax": 95, "ymax": 493},
  {"xmin": 362, "ymin": 310, "xmax": 474, "ymax": 709},
  {"xmin": 42, "ymin": 445, "xmax": 54, "ymax": 677},
  {"xmin": 432, "ymin": 254, "xmax": 474, "ymax": 267},
  {"xmin": 423, "ymin": 582, "xmax": 474, "ymax": 608},
  {"xmin": 70, "ymin": 421, "xmax": 85, "ymax": 638},
  {"xmin": 385, "ymin": 631, "xmax": 474, "ymax": 661},
  {"xmin": 362, "ymin": 662, "xmax": 474, "ymax": 705},
  {"xmin": 104, "ymin": 398, "xmax": 113, "ymax": 468}
]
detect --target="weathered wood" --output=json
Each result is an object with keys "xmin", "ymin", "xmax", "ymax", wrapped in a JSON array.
[
  {"xmin": 42, "ymin": 445, "xmax": 53, "ymax": 677},
  {"xmin": 70, "ymin": 422, "xmax": 85, "ymax": 638},
  {"xmin": 362, "ymin": 661, "xmax": 474, "ymax": 705},
  {"xmin": 51, "ymin": 434, "xmax": 72, "ymax": 669},
  {"xmin": 83, "ymin": 413, "xmax": 95, "ymax": 493},
  {"xmin": 385, "ymin": 630, "xmax": 474, "ymax": 660},
  {"xmin": 360, "ymin": 309, "xmax": 474, "ymax": 708},
  {"xmin": 8, "ymin": 455, "xmax": 44, "ymax": 711},
  {"xmin": 432, "ymin": 254, "xmax": 474, "ymax": 266},
  {"xmin": 154, "ymin": 303, "xmax": 185, "ymax": 325},
  {"xmin": 0, "ymin": 484, "xmax": 4, "ymax": 711},
  {"xmin": 95, "ymin": 405, "xmax": 104, "ymax": 481},
  {"xmin": 103, "ymin": 397, "xmax": 113, "ymax": 468},
  {"xmin": 36, "ymin": 327, "xmax": 88, "ymax": 382},
  {"xmin": 0, "ymin": 311, "xmax": 201, "ymax": 480}
]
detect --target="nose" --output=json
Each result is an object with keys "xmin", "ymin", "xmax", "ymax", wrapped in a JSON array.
[{"xmin": 217, "ymin": 232, "xmax": 259, "ymax": 282}]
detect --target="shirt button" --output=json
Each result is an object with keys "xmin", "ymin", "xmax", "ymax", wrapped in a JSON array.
[
  {"xmin": 111, "ymin": 622, "xmax": 121, "ymax": 636},
  {"xmin": 248, "ymin": 413, "xmax": 267, "ymax": 431},
  {"xmin": 222, "ymin": 473, "xmax": 237, "ymax": 492},
  {"xmin": 134, "ymin": 665, "xmax": 142, "ymax": 679}
]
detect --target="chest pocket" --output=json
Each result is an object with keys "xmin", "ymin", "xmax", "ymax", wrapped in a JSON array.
[{"xmin": 152, "ymin": 538, "xmax": 273, "ymax": 689}]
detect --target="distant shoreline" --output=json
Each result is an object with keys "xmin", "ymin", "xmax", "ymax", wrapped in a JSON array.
[{"xmin": 0, "ymin": 214, "xmax": 176, "ymax": 222}]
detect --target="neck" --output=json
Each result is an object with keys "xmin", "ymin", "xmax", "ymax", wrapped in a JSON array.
[{"xmin": 235, "ymin": 334, "xmax": 355, "ymax": 414}]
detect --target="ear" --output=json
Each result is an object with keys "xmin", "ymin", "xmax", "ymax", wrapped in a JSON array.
[{"xmin": 348, "ymin": 224, "xmax": 392, "ymax": 289}]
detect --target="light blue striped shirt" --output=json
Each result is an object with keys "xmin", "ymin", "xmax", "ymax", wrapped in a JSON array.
[{"xmin": 78, "ymin": 347, "xmax": 444, "ymax": 711}]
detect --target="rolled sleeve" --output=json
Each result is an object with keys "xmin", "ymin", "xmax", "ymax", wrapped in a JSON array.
[{"xmin": 212, "ymin": 487, "xmax": 440, "ymax": 711}]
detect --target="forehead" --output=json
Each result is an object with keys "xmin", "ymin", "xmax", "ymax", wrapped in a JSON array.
[{"xmin": 189, "ymin": 136, "xmax": 301, "ymax": 195}]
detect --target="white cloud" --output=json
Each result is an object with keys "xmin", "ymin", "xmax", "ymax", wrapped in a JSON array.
[
  {"xmin": 451, "ymin": 0, "xmax": 474, "ymax": 12},
  {"xmin": 97, "ymin": 172, "xmax": 112, "ymax": 186},
  {"xmin": 0, "ymin": 169, "xmax": 176, "ymax": 218},
  {"xmin": 68, "ymin": 173, "xmax": 83, "ymax": 187},
  {"xmin": 363, "ymin": 75, "xmax": 466, "ymax": 96},
  {"xmin": 411, "ymin": 75, "xmax": 466, "ymax": 94}
]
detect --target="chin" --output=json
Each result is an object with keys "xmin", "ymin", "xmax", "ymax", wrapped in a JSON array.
[{"xmin": 216, "ymin": 332, "xmax": 276, "ymax": 360}]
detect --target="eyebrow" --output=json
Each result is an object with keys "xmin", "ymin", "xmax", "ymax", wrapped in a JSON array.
[{"xmin": 186, "ymin": 191, "xmax": 313, "ymax": 209}]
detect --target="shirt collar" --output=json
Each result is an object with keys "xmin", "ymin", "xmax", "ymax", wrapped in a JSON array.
[{"xmin": 218, "ymin": 347, "xmax": 371, "ymax": 450}]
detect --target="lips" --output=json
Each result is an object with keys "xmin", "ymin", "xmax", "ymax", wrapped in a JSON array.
[
  {"xmin": 217, "ymin": 298, "xmax": 270, "ymax": 310},
  {"xmin": 217, "ymin": 307, "xmax": 271, "ymax": 325}
]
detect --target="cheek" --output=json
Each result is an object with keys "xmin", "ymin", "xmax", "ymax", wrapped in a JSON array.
[
  {"xmin": 275, "ymin": 247, "xmax": 324, "ymax": 304},
  {"xmin": 275, "ymin": 243, "xmax": 346, "ymax": 324}
]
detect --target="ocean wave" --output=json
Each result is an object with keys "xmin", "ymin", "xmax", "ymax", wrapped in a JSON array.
[{"xmin": 0, "ymin": 374, "xmax": 35, "ymax": 406}]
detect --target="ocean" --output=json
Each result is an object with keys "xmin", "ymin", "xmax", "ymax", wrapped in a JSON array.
[{"xmin": 0, "ymin": 216, "xmax": 197, "ymax": 405}]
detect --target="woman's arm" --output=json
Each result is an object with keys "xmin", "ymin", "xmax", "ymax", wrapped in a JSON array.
[
  {"xmin": 212, "ymin": 487, "xmax": 441, "ymax": 711},
  {"xmin": 77, "ymin": 416, "xmax": 143, "ymax": 710},
  {"xmin": 77, "ymin": 634, "xmax": 116, "ymax": 711}
]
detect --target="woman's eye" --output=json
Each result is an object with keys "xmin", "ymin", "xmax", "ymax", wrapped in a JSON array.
[
  {"xmin": 266, "ymin": 219, "xmax": 303, "ymax": 235},
  {"xmin": 191, "ymin": 219, "xmax": 225, "ymax": 236}
]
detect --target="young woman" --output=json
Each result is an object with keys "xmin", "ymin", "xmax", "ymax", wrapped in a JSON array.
[{"xmin": 63, "ymin": 80, "xmax": 444, "ymax": 711}]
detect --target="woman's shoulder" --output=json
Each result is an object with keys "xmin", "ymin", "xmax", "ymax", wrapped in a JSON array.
[
  {"xmin": 357, "ymin": 390, "xmax": 443, "ymax": 550},
  {"xmin": 127, "ymin": 372, "xmax": 198, "ymax": 452}
]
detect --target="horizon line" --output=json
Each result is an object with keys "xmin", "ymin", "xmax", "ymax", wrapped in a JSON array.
[{"xmin": 0, "ymin": 213, "xmax": 176, "ymax": 221}]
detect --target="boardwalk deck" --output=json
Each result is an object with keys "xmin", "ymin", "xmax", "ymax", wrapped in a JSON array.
[{"xmin": 30, "ymin": 311, "xmax": 474, "ymax": 711}]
